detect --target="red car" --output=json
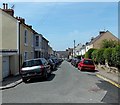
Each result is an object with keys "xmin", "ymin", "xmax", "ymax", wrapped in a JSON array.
[{"xmin": 78, "ymin": 58, "xmax": 95, "ymax": 71}]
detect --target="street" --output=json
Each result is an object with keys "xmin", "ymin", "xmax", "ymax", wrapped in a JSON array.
[{"xmin": 2, "ymin": 61, "xmax": 119, "ymax": 103}]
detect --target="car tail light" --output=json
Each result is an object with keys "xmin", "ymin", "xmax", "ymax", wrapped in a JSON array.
[
  {"xmin": 40, "ymin": 65, "xmax": 44, "ymax": 69},
  {"xmin": 20, "ymin": 68, "xmax": 23, "ymax": 73}
]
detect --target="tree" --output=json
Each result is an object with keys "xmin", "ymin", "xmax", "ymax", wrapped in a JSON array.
[{"xmin": 101, "ymin": 39, "xmax": 118, "ymax": 48}]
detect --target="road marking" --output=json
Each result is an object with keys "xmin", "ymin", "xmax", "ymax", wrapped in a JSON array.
[{"xmin": 96, "ymin": 74, "xmax": 120, "ymax": 88}]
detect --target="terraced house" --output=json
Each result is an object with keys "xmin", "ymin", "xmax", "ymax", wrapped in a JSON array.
[
  {"xmin": 0, "ymin": 3, "xmax": 52, "ymax": 81},
  {"xmin": 79, "ymin": 31, "xmax": 119, "ymax": 56},
  {"xmin": 0, "ymin": 4, "xmax": 19, "ymax": 81}
]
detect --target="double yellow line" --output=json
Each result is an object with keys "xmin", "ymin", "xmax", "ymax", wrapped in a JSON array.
[{"xmin": 96, "ymin": 74, "xmax": 120, "ymax": 88}]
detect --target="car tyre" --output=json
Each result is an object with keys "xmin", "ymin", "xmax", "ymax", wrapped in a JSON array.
[
  {"xmin": 79, "ymin": 67, "xmax": 82, "ymax": 71},
  {"xmin": 22, "ymin": 78, "xmax": 28, "ymax": 83},
  {"xmin": 43, "ymin": 71, "xmax": 48, "ymax": 80}
]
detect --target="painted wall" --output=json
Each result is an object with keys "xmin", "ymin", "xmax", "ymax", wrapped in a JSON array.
[
  {"xmin": 86, "ymin": 44, "xmax": 93, "ymax": 52},
  {"xmin": 0, "ymin": 55, "xmax": 2, "ymax": 82},
  {"xmin": 1, "ymin": 9, "xmax": 18, "ymax": 50},
  {"xmin": 0, "ymin": 10, "xmax": 2, "ymax": 81},
  {"xmin": 10, "ymin": 55, "xmax": 19, "ymax": 75},
  {"xmin": 0, "ymin": 9, "xmax": 19, "ymax": 80},
  {"xmin": 20, "ymin": 23, "xmax": 34, "ymax": 64}
]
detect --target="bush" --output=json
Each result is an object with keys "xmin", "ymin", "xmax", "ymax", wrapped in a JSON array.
[
  {"xmin": 85, "ymin": 52, "xmax": 89, "ymax": 58},
  {"xmin": 96, "ymin": 48, "xmax": 105, "ymax": 64},
  {"xmin": 85, "ymin": 48, "xmax": 96, "ymax": 59},
  {"xmin": 112, "ymin": 45, "xmax": 120, "ymax": 68},
  {"xmin": 92, "ymin": 49, "xmax": 98, "ymax": 64},
  {"xmin": 103, "ymin": 48, "xmax": 114, "ymax": 66}
]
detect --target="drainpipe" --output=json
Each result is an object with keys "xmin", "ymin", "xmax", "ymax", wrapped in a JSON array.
[{"xmin": 18, "ymin": 21, "xmax": 21, "ymax": 74}]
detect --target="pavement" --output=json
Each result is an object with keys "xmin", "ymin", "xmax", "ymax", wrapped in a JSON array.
[
  {"xmin": 0, "ymin": 65, "xmax": 120, "ymax": 90},
  {"xmin": 0, "ymin": 75, "xmax": 22, "ymax": 90},
  {"xmin": 96, "ymin": 67, "xmax": 120, "ymax": 88}
]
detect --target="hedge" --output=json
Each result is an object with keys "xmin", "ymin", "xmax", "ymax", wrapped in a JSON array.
[
  {"xmin": 85, "ymin": 48, "xmax": 96, "ymax": 59},
  {"xmin": 112, "ymin": 45, "xmax": 120, "ymax": 68},
  {"xmin": 103, "ymin": 48, "xmax": 114, "ymax": 66}
]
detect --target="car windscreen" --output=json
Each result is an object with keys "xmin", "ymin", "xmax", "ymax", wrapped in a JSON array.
[{"xmin": 83, "ymin": 60, "xmax": 94, "ymax": 65}]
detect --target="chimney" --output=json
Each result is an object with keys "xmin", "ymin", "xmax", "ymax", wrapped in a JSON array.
[
  {"xmin": 91, "ymin": 37, "xmax": 94, "ymax": 41},
  {"xmin": 28, "ymin": 25, "xmax": 32, "ymax": 29},
  {"xmin": 6, "ymin": 3, "xmax": 8, "ymax": 9},
  {"xmin": 2, "ymin": 3, "xmax": 14, "ymax": 17},
  {"xmin": 3, "ymin": 3, "xmax": 5, "ymax": 9},
  {"xmin": 16, "ymin": 17, "xmax": 25, "ymax": 24},
  {"xmin": 99, "ymin": 31, "xmax": 106, "ymax": 35}
]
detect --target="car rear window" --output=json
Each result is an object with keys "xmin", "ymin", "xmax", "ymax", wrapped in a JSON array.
[
  {"xmin": 34, "ymin": 59, "xmax": 42, "ymax": 66},
  {"xmin": 83, "ymin": 60, "xmax": 94, "ymax": 65},
  {"xmin": 22, "ymin": 59, "xmax": 42, "ymax": 67},
  {"xmin": 22, "ymin": 60, "xmax": 34, "ymax": 67}
]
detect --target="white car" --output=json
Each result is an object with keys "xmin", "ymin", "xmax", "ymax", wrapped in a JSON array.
[{"xmin": 20, "ymin": 58, "xmax": 51, "ymax": 82}]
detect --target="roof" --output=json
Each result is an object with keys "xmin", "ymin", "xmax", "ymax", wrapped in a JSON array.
[
  {"xmin": 88, "ymin": 30, "xmax": 118, "ymax": 45},
  {"xmin": 42, "ymin": 36, "xmax": 49, "ymax": 42}
]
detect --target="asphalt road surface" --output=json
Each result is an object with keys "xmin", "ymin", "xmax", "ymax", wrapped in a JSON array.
[{"xmin": 2, "ymin": 61, "xmax": 119, "ymax": 103}]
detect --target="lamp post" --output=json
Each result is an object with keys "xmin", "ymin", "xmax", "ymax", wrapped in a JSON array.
[{"xmin": 74, "ymin": 40, "xmax": 75, "ymax": 57}]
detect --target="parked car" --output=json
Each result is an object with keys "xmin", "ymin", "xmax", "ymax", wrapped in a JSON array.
[
  {"xmin": 20, "ymin": 58, "xmax": 51, "ymax": 82},
  {"xmin": 71, "ymin": 58, "xmax": 81, "ymax": 67},
  {"xmin": 78, "ymin": 58, "xmax": 95, "ymax": 71},
  {"xmin": 74, "ymin": 58, "xmax": 81, "ymax": 67},
  {"xmin": 71, "ymin": 58, "xmax": 76, "ymax": 66},
  {"xmin": 67, "ymin": 59, "xmax": 72, "ymax": 62},
  {"xmin": 48, "ymin": 59, "xmax": 55, "ymax": 71},
  {"xmin": 58, "ymin": 58, "xmax": 63, "ymax": 64},
  {"xmin": 51, "ymin": 58, "xmax": 59, "ymax": 67}
]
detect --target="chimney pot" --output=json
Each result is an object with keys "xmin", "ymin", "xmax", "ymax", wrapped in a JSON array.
[
  {"xmin": 3, "ymin": 3, "xmax": 5, "ymax": 9},
  {"xmin": 99, "ymin": 31, "xmax": 106, "ymax": 35},
  {"xmin": 6, "ymin": 3, "xmax": 8, "ymax": 9}
]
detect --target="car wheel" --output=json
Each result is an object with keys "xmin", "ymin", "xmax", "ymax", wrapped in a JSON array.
[
  {"xmin": 79, "ymin": 67, "xmax": 82, "ymax": 71},
  {"xmin": 44, "ymin": 71, "xmax": 48, "ymax": 80},
  {"xmin": 22, "ymin": 78, "xmax": 27, "ymax": 83}
]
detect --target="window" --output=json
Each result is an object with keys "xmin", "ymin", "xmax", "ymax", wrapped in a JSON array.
[
  {"xmin": 31, "ymin": 51, "xmax": 34, "ymax": 59},
  {"xmin": 24, "ymin": 30, "xmax": 28, "ymax": 45},
  {"xmin": 31, "ymin": 34, "xmax": 34, "ymax": 47},
  {"xmin": 24, "ymin": 52, "xmax": 28, "ymax": 61},
  {"xmin": 36, "ymin": 36, "xmax": 39, "ymax": 47}
]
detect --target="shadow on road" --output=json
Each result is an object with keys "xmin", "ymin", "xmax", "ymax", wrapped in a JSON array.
[
  {"xmin": 80, "ymin": 69, "xmax": 99, "ymax": 73},
  {"xmin": 24, "ymin": 73, "xmax": 55, "ymax": 84},
  {"xmin": 96, "ymin": 80, "xmax": 119, "ymax": 103},
  {"xmin": 52, "ymin": 64, "xmax": 62, "ymax": 72},
  {"xmin": 2, "ymin": 75, "xmax": 21, "ymax": 86}
]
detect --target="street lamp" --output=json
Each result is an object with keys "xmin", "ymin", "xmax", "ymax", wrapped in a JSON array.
[{"xmin": 74, "ymin": 40, "xmax": 75, "ymax": 57}]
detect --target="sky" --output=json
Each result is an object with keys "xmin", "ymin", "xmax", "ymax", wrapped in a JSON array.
[{"xmin": 0, "ymin": 2, "xmax": 118, "ymax": 51}]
